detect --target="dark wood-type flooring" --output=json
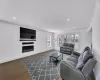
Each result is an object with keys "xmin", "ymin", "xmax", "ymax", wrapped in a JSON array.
[{"xmin": 0, "ymin": 59, "xmax": 30, "ymax": 80}]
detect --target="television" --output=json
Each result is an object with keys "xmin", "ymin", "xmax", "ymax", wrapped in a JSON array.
[{"xmin": 20, "ymin": 27, "xmax": 36, "ymax": 41}]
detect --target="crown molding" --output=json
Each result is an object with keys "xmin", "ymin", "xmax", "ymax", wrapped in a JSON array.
[{"xmin": 0, "ymin": 19, "xmax": 54, "ymax": 34}]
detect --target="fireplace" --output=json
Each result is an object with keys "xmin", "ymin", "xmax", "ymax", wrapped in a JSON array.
[{"xmin": 22, "ymin": 42, "xmax": 34, "ymax": 53}]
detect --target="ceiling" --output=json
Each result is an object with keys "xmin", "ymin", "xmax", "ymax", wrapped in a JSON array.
[{"xmin": 0, "ymin": 0, "xmax": 96, "ymax": 34}]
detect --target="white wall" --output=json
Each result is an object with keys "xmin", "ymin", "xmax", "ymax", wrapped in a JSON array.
[
  {"xmin": 0, "ymin": 21, "xmax": 54, "ymax": 63},
  {"xmin": 91, "ymin": 0, "xmax": 100, "ymax": 80},
  {"xmin": 79, "ymin": 30, "xmax": 92, "ymax": 53}
]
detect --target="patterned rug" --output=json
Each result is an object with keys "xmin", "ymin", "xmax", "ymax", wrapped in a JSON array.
[{"xmin": 22, "ymin": 51, "xmax": 60, "ymax": 80}]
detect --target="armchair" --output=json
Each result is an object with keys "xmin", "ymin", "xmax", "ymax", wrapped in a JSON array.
[
  {"xmin": 60, "ymin": 43, "xmax": 74, "ymax": 55},
  {"xmin": 60, "ymin": 58, "xmax": 96, "ymax": 80}
]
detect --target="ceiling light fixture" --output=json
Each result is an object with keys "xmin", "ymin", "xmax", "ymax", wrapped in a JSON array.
[
  {"xmin": 74, "ymin": 26, "xmax": 75, "ymax": 28},
  {"xmin": 66, "ymin": 18, "xmax": 70, "ymax": 21},
  {"xmin": 0, "ymin": 16, "xmax": 4, "ymax": 17},
  {"xmin": 13, "ymin": 17, "xmax": 16, "ymax": 19}
]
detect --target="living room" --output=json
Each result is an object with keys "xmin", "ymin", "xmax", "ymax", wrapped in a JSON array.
[{"xmin": 0, "ymin": 0, "xmax": 100, "ymax": 80}]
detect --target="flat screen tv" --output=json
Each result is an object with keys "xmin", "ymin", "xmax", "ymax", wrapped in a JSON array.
[{"xmin": 20, "ymin": 27, "xmax": 36, "ymax": 41}]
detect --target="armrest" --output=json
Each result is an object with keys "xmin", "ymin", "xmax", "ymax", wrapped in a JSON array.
[
  {"xmin": 73, "ymin": 51, "xmax": 80, "ymax": 57},
  {"xmin": 60, "ymin": 61, "xmax": 85, "ymax": 80}
]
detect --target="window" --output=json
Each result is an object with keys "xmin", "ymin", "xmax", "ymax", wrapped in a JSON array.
[{"xmin": 47, "ymin": 35, "xmax": 52, "ymax": 47}]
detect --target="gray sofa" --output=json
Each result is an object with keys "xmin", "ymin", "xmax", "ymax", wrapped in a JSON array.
[{"xmin": 60, "ymin": 47, "xmax": 97, "ymax": 80}]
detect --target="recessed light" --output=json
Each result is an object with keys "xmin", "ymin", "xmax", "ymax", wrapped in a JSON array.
[
  {"xmin": 0, "ymin": 16, "xmax": 4, "ymax": 17},
  {"xmin": 73, "ymin": 26, "xmax": 75, "ymax": 28},
  {"xmin": 13, "ymin": 17, "xmax": 16, "ymax": 19},
  {"xmin": 67, "ymin": 18, "xmax": 70, "ymax": 21}
]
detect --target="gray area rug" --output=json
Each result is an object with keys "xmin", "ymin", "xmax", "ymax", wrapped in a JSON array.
[{"xmin": 22, "ymin": 51, "xmax": 60, "ymax": 80}]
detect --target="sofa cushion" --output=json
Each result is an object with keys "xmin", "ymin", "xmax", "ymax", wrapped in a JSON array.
[
  {"xmin": 67, "ymin": 60, "xmax": 77, "ymax": 67},
  {"xmin": 67, "ymin": 56, "xmax": 78, "ymax": 63},
  {"xmin": 70, "ymin": 54, "xmax": 79, "ymax": 59},
  {"xmin": 83, "ymin": 51, "xmax": 93, "ymax": 64},
  {"xmin": 63, "ymin": 43, "xmax": 68, "ymax": 46}
]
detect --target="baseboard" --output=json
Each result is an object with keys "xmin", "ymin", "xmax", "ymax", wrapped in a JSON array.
[{"xmin": 0, "ymin": 49, "xmax": 54, "ymax": 64}]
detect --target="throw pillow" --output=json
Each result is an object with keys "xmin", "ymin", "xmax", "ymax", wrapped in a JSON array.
[{"xmin": 76, "ymin": 51, "xmax": 88, "ymax": 70}]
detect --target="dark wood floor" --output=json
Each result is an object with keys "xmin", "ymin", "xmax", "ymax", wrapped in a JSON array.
[
  {"xmin": 0, "ymin": 50, "xmax": 57, "ymax": 80},
  {"xmin": 0, "ymin": 59, "xmax": 30, "ymax": 80}
]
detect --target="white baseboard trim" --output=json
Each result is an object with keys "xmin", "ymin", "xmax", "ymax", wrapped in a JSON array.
[{"xmin": 0, "ymin": 49, "xmax": 54, "ymax": 64}]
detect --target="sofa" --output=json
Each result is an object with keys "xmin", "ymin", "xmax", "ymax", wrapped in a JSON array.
[
  {"xmin": 60, "ymin": 43, "xmax": 74, "ymax": 55},
  {"xmin": 60, "ymin": 47, "xmax": 97, "ymax": 80}
]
